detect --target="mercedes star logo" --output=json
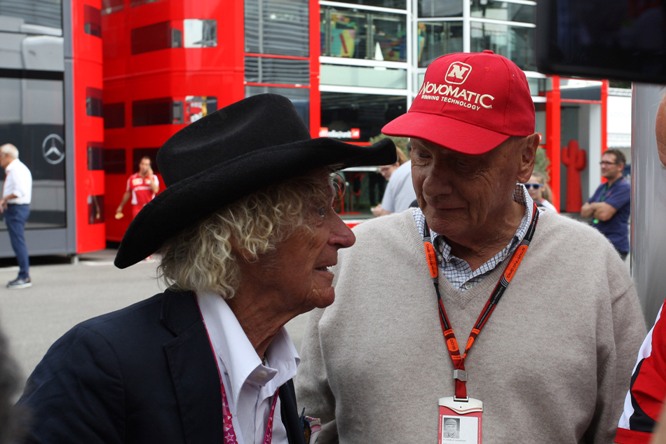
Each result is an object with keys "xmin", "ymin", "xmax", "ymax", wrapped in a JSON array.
[{"xmin": 42, "ymin": 134, "xmax": 65, "ymax": 165}]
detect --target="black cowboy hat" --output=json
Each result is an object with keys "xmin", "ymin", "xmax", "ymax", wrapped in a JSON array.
[{"xmin": 114, "ymin": 93, "xmax": 397, "ymax": 268}]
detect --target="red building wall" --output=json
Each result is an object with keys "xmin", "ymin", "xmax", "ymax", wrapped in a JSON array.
[
  {"xmin": 72, "ymin": 0, "xmax": 106, "ymax": 252},
  {"xmin": 102, "ymin": 0, "xmax": 320, "ymax": 243},
  {"xmin": 102, "ymin": 1, "xmax": 246, "ymax": 242}
]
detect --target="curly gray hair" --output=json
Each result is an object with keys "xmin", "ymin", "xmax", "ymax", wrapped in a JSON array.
[{"xmin": 157, "ymin": 170, "xmax": 336, "ymax": 298}]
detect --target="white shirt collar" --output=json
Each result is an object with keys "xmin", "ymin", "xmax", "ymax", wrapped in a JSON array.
[
  {"xmin": 5, "ymin": 158, "xmax": 18, "ymax": 171},
  {"xmin": 195, "ymin": 290, "xmax": 300, "ymax": 409}
]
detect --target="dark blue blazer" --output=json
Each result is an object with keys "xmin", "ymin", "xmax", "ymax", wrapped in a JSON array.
[{"xmin": 17, "ymin": 289, "xmax": 305, "ymax": 444}]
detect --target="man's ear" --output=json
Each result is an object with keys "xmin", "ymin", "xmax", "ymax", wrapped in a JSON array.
[
  {"xmin": 516, "ymin": 133, "xmax": 540, "ymax": 183},
  {"xmin": 656, "ymin": 94, "xmax": 666, "ymax": 167}
]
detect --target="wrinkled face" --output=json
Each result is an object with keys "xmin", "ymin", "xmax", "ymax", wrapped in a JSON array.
[
  {"xmin": 0, "ymin": 153, "xmax": 10, "ymax": 169},
  {"xmin": 244, "ymin": 173, "xmax": 356, "ymax": 313},
  {"xmin": 139, "ymin": 158, "xmax": 151, "ymax": 175},
  {"xmin": 526, "ymin": 175, "xmax": 544, "ymax": 201},
  {"xmin": 600, "ymin": 153, "xmax": 623, "ymax": 181},
  {"xmin": 410, "ymin": 136, "xmax": 533, "ymax": 242}
]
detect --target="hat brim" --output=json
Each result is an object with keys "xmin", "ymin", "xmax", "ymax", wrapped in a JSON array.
[
  {"xmin": 382, "ymin": 111, "xmax": 510, "ymax": 155},
  {"xmin": 114, "ymin": 137, "xmax": 396, "ymax": 268}
]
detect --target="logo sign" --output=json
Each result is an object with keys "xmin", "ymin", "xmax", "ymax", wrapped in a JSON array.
[
  {"xmin": 445, "ymin": 62, "xmax": 472, "ymax": 85},
  {"xmin": 319, "ymin": 127, "xmax": 361, "ymax": 140},
  {"xmin": 42, "ymin": 134, "xmax": 65, "ymax": 165}
]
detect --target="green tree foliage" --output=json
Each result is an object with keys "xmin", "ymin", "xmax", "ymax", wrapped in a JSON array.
[
  {"xmin": 534, "ymin": 146, "xmax": 551, "ymax": 180},
  {"xmin": 369, "ymin": 134, "xmax": 410, "ymax": 158}
]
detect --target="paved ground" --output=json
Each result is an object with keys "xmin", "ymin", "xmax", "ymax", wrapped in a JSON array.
[
  {"xmin": 1, "ymin": 243, "xmax": 629, "ymax": 392},
  {"xmin": 0, "ymin": 249, "xmax": 308, "ymax": 389}
]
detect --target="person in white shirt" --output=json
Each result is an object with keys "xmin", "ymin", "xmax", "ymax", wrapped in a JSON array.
[
  {"xmin": 371, "ymin": 147, "xmax": 416, "ymax": 216},
  {"xmin": 16, "ymin": 94, "xmax": 396, "ymax": 443},
  {"xmin": 371, "ymin": 147, "xmax": 408, "ymax": 216},
  {"xmin": 0, "ymin": 143, "xmax": 33, "ymax": 289}
]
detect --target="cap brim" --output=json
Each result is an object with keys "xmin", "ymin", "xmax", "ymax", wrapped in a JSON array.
[
  {"xmin": 382, "ymin": 111, "xmax": 510, "ymax": 155},
  {"xmin": 114, "ymin": 138, "xmax": 396, "ymax": 268}
]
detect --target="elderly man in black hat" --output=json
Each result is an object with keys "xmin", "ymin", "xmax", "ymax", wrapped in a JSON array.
[{"xmin": 16, "ymin": 94, "xmax": 395, "ymax": 443}]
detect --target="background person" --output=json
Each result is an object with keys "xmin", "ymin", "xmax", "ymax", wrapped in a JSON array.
[
  {"xmin": 616, "ymin": 300, "xmax": 666, "ymax": 443},
  {"xmin": 525, "ymin": 171, "xmax": 557, "ymax": 211},
  {"xmin": 615, "ymin": 93, "xmax": 666, "ymax": 444},
  {"xmin": 115, "ymin": 155, "xmax": 159, "ymax": 220},
  {"xmin": 378, "ymin": 147, "xmax": 408, "ymax": 182},
  {"xmin": 296, "ymin": 51, "xmax": 645, "ymax": 443},
  {"xmin": 15, "ymin": 94, "xmax": 396, "ymax": 443},
  {"xmin": 580, "ymin": 148, "xmax": 631, "ymax": 260},
  {"xmin": 367, "ymin": 149, "xmax": 403, "ymax": 208},
  {"xmin": 371, "ymin": 143, "xmax": 416, "ymax": 216},
  {"xmin": 371, "ymin": 147, "xmax": 408, "ymax": 216},
  {"xmin": 0, "ymin": 144, "xmax": 33, "ymax": 289}
]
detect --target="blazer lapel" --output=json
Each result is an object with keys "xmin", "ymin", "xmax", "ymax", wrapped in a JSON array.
[
  {"xmin": 280, "ymin": 379, "xmax": 306, "ymax": 444},
  {"xmin": 161, "ymin": 290, "xmax": 306, "ymax": 444},
  {"xmin": 162, "ymin": 290, "xmax": 223, "ymax": 442}
]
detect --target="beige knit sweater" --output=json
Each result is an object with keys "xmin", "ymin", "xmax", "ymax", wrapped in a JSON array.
[{"xmin": 296, "ymin": 209, "xmax": 646, "ymax": 443}]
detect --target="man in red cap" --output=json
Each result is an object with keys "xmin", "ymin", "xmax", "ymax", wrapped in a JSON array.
[{"xmin": 297, "ymin": 51, "xmax": 646, "ymax": 443}]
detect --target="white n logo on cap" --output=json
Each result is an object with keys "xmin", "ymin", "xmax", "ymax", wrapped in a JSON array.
[{"xmin": 445, "ymin": 62, "xmax": 472, "ymax": 85}]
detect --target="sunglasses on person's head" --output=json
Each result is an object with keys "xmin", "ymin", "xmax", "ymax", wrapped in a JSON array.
[{"xmin": 524, "ymin": 183, "xmax": 542, "ymax": 190}]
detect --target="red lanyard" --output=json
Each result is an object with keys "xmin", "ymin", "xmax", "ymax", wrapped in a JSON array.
[
  {"xmin": 220, "ymin": 379, "xmax": 279, "ymax": 444},
  {"xmin": 422, "ymin": 202, "xmax": 539, "ymax": 400},
  {"xmin": 197, "ymin": 298, "xmax": 280, "ymax": 443}
]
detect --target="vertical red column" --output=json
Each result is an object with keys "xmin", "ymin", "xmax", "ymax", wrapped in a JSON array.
[
  {"xmin": 309, "ymin": 0, "xmax": 321, "ymax": 136},
  {"xmin": 72, "ymin": 0, "xmax": 106, "ymax": 252},
  {"xmin": 601, "ymin": 80, "xmax": 609, "ymax": 155},
  {"xmin": 183, "ymin": 0, "xmax": 245, "ymax": 106},
  {"xmin": 100, "ymin": 0, "xmax": 128, "ymax": 243},
  {"xmin": 545, "ymin": 75, "xmax": 562, "ymax": 210}
]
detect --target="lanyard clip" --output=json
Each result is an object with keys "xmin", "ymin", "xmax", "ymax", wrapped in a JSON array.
[{"xmin": 453, "ymin": 369, "xmax": 467, "ymax": 382}]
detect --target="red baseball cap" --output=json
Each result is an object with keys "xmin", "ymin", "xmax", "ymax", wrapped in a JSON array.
[{"xmin": 382, "ymin": 50, "xmax": 535, "ymax": 155}]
